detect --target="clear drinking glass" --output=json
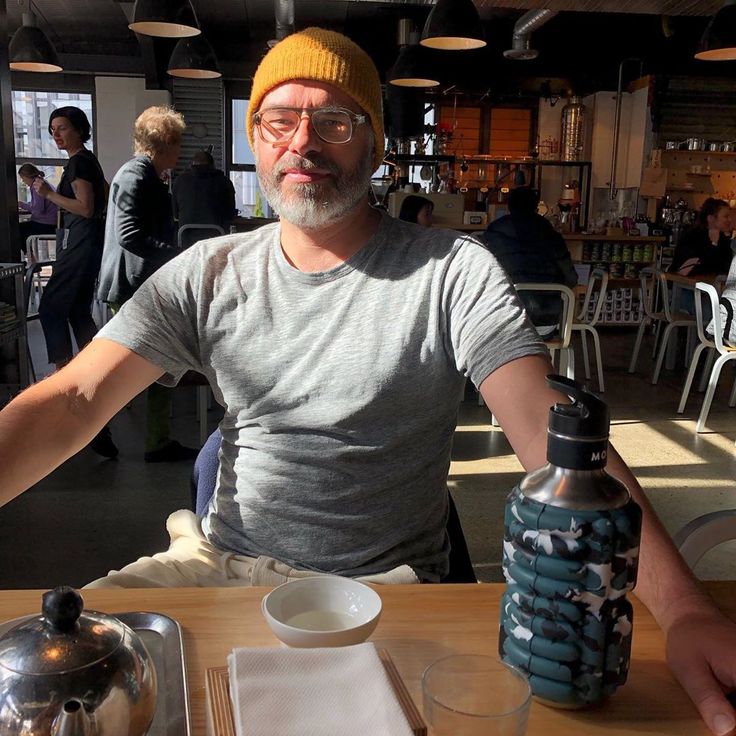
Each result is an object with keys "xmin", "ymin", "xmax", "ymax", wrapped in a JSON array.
[{"xmin": 422, "ymin": 655, "xmax": 531, "ymax": 736}]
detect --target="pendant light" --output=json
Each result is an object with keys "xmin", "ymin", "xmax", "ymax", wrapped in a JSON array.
[
  {"xmin": 9, "ymin": 12, "xmax": 62, "ymax": 73},
  {"xmin": 694, "ymin": 0, "xmax": 736, "ymax": 60},
  {"xmin": 167, "ymin": 32, "xmax": 221, "ymax": 79},
  {"xmin": 420, "ymin": 0, "xmax": 486, "ymax": 51},
  {"xmin": 129, "ymin": 0, "xmax": 200, "ymax": 38},
  {"xmin": 389, "ymin": 19, "xmax": 439, "ymax": 88}
]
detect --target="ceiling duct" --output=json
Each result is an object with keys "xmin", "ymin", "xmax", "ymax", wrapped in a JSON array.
[
  {"xmin": 503, "ymin": 9, "xmax": 558, "ymax": 60},
  {"xmin": 268, "ymin": 0, "xmax": 295, "ymax": 47}
]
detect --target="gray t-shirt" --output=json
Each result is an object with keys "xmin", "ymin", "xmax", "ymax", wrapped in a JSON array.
[{"xmin": 97, "ymin": 213, "xmax": 545, "ymax": 580}]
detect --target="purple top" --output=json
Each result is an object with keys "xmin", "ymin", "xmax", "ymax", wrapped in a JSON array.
[{"xmin": 19, "ymin": 185, "xmax": 58, "ymax": 226}]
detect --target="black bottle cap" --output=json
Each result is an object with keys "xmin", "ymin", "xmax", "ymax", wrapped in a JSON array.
[{"xmin": 546, "ymin": 375, "xmax": 610, "ymax": 469}]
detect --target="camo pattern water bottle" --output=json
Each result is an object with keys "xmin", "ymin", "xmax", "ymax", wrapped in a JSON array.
[{"xmin": 499, "ymin": 376, "xmax": 642, "ymax": 708}]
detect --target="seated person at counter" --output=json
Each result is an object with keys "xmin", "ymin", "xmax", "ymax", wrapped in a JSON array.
[
  {"xmin": 172, "ymin": 150, "xmax": 237, "ymax": 248},
  {"xmin": 17, "ymin": 164, "xmax": 57, "ymax": 248},
  {"xmin": 398, "ymin": 194, "xmax": 433, "ymax": 227},
  {"xmin": 671, "ymin": 197, "xmax": 734, "ymax": 277},
  {"xmin": 478, "ymin": 186, "xmax": 578, "ymax": 336},
  {"xmin": 0, "ymin": 28, "xmax": 735, "ymax": 736}
]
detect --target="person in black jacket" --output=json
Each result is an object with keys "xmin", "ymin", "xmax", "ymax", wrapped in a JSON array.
[
  {"xmin": 671, "ymin": 197, "xmax": 733, "ymax": 278},
  {"xmin": 478, "ymin": 186, "xmax": 578, "ymax": 336},
  {"xmin": 98, "ymin": 106, "xmax": 197, "ymax": 463},
  {"xmin": 172, "ymin": 151, "xmax": 236, "ymax": 247}
]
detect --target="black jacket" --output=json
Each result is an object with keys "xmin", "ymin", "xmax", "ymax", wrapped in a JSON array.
[
  {"xmin": 671, "ymin": 226, "xmax": 734, "ymax": 276},
  {"xmin": 479, "ymin": 213, "xmax": 578, "ymax": 327},
  {"xmin": 172, "ymin": 166, "xmax": 236, "ymax": 247},
  {"xmin": 98, "ymin": 155, "xmax": 178, "ymax": 305}
]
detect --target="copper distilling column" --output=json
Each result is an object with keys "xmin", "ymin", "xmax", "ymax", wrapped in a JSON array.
[{"xmin": 560, "ymin": 96, "xmax": 586, "ymax": 161}]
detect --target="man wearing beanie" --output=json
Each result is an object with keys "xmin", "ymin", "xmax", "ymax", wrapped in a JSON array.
[{"xmin": 1, "ymin": 31, "xmax": 735, "ymax": 733}]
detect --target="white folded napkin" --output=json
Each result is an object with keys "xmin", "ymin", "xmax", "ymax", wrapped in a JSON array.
[{"xmin": 227, "ymin": 642, "xmax": 414, "ymax": 736}]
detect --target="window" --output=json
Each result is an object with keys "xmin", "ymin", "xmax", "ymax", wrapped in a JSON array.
[
  {"xmin": 229, "ymin": 98, "xmax": 271, "ymax": 218},
  {"xmin": 13, "ymin": 90, "xmax": 94, "ymax": 199}
]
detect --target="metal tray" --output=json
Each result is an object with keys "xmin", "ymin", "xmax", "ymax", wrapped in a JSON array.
[{"xmin": 0, "ymin": 610, "xmax": 192, "ymax": 736}]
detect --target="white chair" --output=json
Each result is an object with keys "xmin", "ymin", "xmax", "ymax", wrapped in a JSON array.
[
  {"xmin": 515, "ymin": 282, "xmax": 576, "ymax": 380},
  {"xmin": 674, "ymin": 509, "xmax": 736, "ymax": 569},
  {"xmin": 177, "ymin": 224, "xmax": 226, "ymax": 249},
  {"xmin": 677, "ymin": 282, "xmax": 736, "ymax": 433},
  {"xmin": 572, "ymin": 269, "xmax": 608, "ymax": 393},
  {"xmin": 628, "ymin": 269, "xmax": 696, "ymax": 384}
]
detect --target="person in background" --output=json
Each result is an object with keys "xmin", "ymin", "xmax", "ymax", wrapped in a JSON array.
[
  {"xmin": 17, "ymin": 164, "xmax": 57, "ymax": 249},
  {"xmin": 2, "ymin": 30, "xmax": 736, "ymax": 736},
  {"xmin": 97, "ymin": 106, "xmax": 197, "ymax": 464},
  {"xmin": 32, "ymin": 106, "xmax": 116, "ymax": 458},
  {"xmin": 671, "ymin": 197, "xmax": 734, "ymax": 277},
  {"xmin": 398, "ymin": 194, "xmax": 433, "ymax": 227},
  {"xmin": 479, "ymin": 186, "xmax": 578, "ymax": 336},
  {"xmin": 172, "ymin": 150, "xmax": 237, "ymax": 248}
]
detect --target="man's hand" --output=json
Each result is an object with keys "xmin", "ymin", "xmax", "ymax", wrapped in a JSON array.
[{"xmin": 666, "ymin": 606, "xmax": 736, "ymax": 735}]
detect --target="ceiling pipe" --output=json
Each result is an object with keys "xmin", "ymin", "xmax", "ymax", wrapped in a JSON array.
[
  {"xmin": 609, "ymin": 57, "xmax": 644, "ymax": 200},
  {"xmin": 503, "ymin": 9, "xmax": 558, "ymax": 60}
]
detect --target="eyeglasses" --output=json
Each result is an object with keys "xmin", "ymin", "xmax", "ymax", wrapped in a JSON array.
[{"xmin": 253, "ymin": 107, "xmax": 367, "ymax": 146}]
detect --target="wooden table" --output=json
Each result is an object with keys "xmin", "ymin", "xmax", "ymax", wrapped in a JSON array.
[{"xmin": 1, "ymin": 583, "xmax": 732, "ymax": 735}]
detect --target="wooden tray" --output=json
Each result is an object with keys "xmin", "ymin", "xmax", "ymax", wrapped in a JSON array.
[{"xmin": 205, "ymin": 648, "xmax": 426, "ymax": 736}]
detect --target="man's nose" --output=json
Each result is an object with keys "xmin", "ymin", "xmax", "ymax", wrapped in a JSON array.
[{"xmin": 287, "ymin": 114, "xmax": 322, "ymax": 157}]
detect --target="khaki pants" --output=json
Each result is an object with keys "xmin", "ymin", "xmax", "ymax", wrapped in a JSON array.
[{"xmin": 84, "ymin": 510, "xmax": 420, "ymax": 588}]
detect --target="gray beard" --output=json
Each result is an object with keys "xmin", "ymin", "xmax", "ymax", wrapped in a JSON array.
[{"xmin": 256, "ymin": 149, "xmax": 373, "ymax": 229}]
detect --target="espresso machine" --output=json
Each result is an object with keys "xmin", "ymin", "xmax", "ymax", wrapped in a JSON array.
[{"xmin": 558, "ymin": 180, "xmax": 581, "ymax": 233}]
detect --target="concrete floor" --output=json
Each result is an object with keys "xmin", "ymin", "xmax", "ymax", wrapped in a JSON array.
[{"xmin": 0, "ymin": 323, "xmax": 734, "ymax": 589}]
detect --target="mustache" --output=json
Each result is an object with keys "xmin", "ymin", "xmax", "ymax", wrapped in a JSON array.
[{"xmin": 273, "ymin": 154, "xmax": 341, "ymax": 179}]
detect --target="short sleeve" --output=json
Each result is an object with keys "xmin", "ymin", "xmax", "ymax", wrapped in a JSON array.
[
  {"xmin": 442, "ymin": 236, "xmax": 547, "ymax": 388},
  {"xmin": 95, "ymin": 247, "xmax": 204, "ymax": 385},
  {"xmin": 66, "ymin": 153, "xmax": 97, "ymax": 184}
]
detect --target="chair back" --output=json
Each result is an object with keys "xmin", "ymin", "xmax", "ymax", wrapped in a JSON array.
[
  {"xmin": 576, "ymin": 269, "xmax": 609, "ymax": 326},
  {"xmin": 695, "ymin": 281, "xmax": 732, "ymax": 355},
  {"xmin": 514, "ymin": 282, "xmax": 575, "ymax": 349},
  {"xmin": 177, "ymin": 224, "xmax": 226, "ymax": 249},
  {"xmin": 25, "ymin": 234, "xmax": 56, "ymax": 264},
  {"xmin": 637, "ymin": 267, "xmax": 658, "ymax": 320}
]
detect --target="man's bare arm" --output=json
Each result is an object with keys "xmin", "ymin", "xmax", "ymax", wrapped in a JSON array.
[
  {"xmin": 481, "ymin": 353, "xmax": 736, "ymax": 736},
  {"xmin": 0, "ymin": 338, "xmax": 165, "ymax": 507}
]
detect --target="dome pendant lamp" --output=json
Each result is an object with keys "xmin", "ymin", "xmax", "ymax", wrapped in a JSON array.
[
  {"xmin": 388, "ymin": 44, "xmax": 439, "ymax": 88},
  {"xmin": 129, "ymin": 0, "xmax": 200, "ymax": 38},
  {"xmin": 420, "ymin": 0, "xmax": 486, "ymax": 51},
  {"xmin": 695, "ymin": 0, "xmax": 736, "ymax": 60},
  {"xmin": 167, "ymin": 33, "xmax": 221, "ymax": 79},
  {"xmin": 9, "ymin": 12, "xmax": 62, "ymax": 73}
]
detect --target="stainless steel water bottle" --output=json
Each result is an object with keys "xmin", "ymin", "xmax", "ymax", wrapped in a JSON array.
[{"xmin": 499, "ymin": 375, "xmax": 641, "ymax": 708}]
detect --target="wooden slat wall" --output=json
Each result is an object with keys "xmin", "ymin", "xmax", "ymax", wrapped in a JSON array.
[
  {"xmin": 489, "ymin": 108, "xmax": 531, "ymax": 157},
  {"xmin": 657, "ymin": 77, "xmax": 736, "ymax": 143},
  {"xmin": 172, "ymin": 78, "xmax": 225, "ymax": 174},
  {"xmin": 438, "ymin": 106, "xmax": 481, "ymax": 157}
]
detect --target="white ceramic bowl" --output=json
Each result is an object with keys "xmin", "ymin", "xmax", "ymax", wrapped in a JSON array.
[{"xmin": 261, "ymin": 576, "xmax": 382, "ymax": 648}]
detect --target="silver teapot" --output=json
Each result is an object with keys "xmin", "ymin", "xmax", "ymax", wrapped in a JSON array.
[{"xmin": 0, "ymin": 586, "xmax": 157, "ymax": 735}]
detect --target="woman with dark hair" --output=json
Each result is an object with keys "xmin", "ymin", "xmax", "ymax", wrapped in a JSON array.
[
  {"xmin": 671, "ymin": 197, "xmax": 734, "ymax": 277},
  {"xmin": 398, "ymin": 194, "xmax": 434, "ymax": 227},
  {"xmin": 32, "ymin": 105, "xmax": 117, "ymax": 457},
  {"xmin": 17, "ymin": 163, "xmax": 57, "ymax": 248}
]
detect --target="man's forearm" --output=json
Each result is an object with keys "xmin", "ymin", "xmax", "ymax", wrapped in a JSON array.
[
  {"xmin": 0, "ymin": 379, "xmax": 102, "ymax": 506},
  {"xmin": 606, "ymin": 447, "xmax": 713, "ymax": 631}
]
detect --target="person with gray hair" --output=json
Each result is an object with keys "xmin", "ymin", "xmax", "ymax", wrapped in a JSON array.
[
  {"xmin": 172, "ymin": 149, "xmax": 236, "ymax": 248},
  {"xmin": 1, "ymin": 30, "xmax": 736, "ymax": 736}
]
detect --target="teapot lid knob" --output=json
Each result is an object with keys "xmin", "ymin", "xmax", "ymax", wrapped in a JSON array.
[{"xmin": 42, "ymin": 587, "xmax": 83, "ymax": 633}]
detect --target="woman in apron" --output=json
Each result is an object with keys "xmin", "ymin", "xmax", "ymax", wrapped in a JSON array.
[{"xmin": 33, "ymin": 106, "xmax": 117, "ymax": 457}]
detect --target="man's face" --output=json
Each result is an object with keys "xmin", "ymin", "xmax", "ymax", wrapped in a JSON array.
[{"xmin": 253, "ymin": 80, "xmax": 375, "ymax": 229}]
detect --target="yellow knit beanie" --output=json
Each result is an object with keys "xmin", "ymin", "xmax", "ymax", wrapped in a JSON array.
[{"xmin": 247, "ymin": 27, "xmax": 385, "ymax": 170}]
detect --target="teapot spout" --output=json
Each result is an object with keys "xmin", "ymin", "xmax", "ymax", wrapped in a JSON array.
[{"xmin": 51, "ymin": 699, "xmax": 92, "ymax": 736}]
